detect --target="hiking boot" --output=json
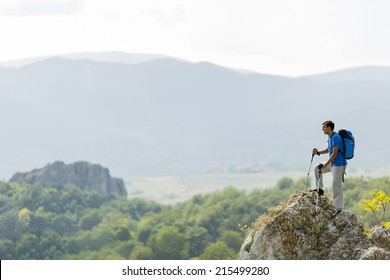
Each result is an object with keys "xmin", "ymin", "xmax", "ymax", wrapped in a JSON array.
[
  {"xmin": 310, "ymin": 188, "xmax": 324, "ymax": 196},
  {"xmin": 331, "ymin": 210, "xmax": 342, "ymax": 218}
]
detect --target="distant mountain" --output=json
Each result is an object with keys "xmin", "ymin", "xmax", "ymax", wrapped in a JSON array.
[
  {"xmin": 9, "ymin": 161, "xmax": 127, "ymax": 198},
  {"xmin": 0, "ymin": 53, "xmax": 389, "ymax": 179},
  {"xmin": 303, "ymin": 65, "xmax": 390, "ymax": 82},
  {"xmin": 0, "ymin": 51, "xmax": 176, "ymax": 68}
]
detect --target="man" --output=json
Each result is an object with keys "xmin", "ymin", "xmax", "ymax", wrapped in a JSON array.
[{"xmin": 312, "ymin": 120, "xmax": 347, "ymax": 217}]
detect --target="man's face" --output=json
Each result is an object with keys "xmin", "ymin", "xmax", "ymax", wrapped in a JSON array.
[{"xmin": 322, "ymin": 124, "xmax": 331, "ymax": 134}]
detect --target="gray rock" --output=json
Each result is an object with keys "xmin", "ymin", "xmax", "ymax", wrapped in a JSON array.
[
  {"xmin": 239, "ymin": 192, "xmax": 390, "ymax": 260},
  {"xmin": 368, "ymin": 225, "xmax": 390, "ymax": 249},
  {"xmin": 10, "ymin": 161, "xmax": 127, "ymax": 198}
]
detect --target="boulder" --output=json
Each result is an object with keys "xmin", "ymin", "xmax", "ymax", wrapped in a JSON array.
[{"xmin": 239, "ymin": 192, "xmax": 390, "ymax": 260}]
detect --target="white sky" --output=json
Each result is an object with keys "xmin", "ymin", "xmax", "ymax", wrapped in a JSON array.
[{"xmin": 0, "ymin": 0, "xmax": 389, "ymax": 76}]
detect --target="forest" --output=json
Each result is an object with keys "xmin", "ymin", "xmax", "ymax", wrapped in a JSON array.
[{"xmin": 0, "ymin": 175, "xmax": 389, "ymax": 260}]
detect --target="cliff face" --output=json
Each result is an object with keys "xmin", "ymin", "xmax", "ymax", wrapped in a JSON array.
[
  {"xmin": 240, "ymin": 193, "xmax": 390, "ymax": 260},
  {"xmin": 10, "ymin": 161, "xmax": 127, "ymax": 198}
]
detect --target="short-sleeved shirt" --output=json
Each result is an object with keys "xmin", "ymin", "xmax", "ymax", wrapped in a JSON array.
[{"xmin": 328, "ymin": 132, "xmax": 347, "ymax": 166}]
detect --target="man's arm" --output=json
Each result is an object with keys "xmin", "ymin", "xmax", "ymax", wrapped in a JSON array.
[
  {"xmin": 313, "ymin": 148, "xmax": 328, "ymax": 155},
  {"xmin": 322, "ymin": 146, "xmax": 338, "ymax": 169}
]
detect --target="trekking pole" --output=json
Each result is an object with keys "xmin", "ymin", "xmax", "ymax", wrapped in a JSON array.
[
  {"xmin": 316, "ymin": 164, "xmax": 323, "ymax": 213},
  {"xmin": 302, "ymin": 152, "xmax": 315, "ymax": 194}
]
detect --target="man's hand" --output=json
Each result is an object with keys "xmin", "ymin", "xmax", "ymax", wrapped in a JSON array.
[{"xmin": 318, "ymin": 163, "xmax": 323, "ymax": 170}]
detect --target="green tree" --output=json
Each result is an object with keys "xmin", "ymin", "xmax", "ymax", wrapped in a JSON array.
[
  {"xmin": 60, "ymin": 185, "xmax": 83, "ymax": 212},
  {"xmin": 15, "ymin": 233, "xmax": 40, "ymax": 259},
  {"xmin": 83, "ymin": 191, "xmax": 105, "ymax": 209},
  {"xmin": 18, "ymin": 207, "xmax": 31, "ymax": 229},
  {"xmin": 79, "ymin": 210, "xmax": 102, "ymax": 230},
  {"xmin": 115, "ymin": 226, "xmax": 131, "ymax": 241},
  {"xmin": 0, "ymin": 210, "xmax": 19, "ymax": 240},
  {"xmin": 277, "ymin": 177, "xmax": 294, "ymax": 190},
  {"xmin": 39, "ymin": 232, "xmax": 64, "ymax": 259},
  {"xmin": 29, "ymin": 207, "xmax": 54, "ymax": 235},
  {"xmin": 199, "ymin": 241, "xmax": 237, "ymax": 260},
  {"xmin": 86, "ymin": 228, "xmax": 115, "ymax": 251},
  {"xmin": 52, "ymin": 213, "xmax": 77, "ymax": 235},
  {"xmin": 116, "ymin": 240, "xmax": 138, "ymax": 259},
  {"xmin": 360, "ymin": 190, "xmax": 390, "ymax": 228},
  {"xmin": 41, "ymin": 188, "xmax": 61, "ymax": 213},
  {"xmin": 148, "ymin": 226, "xmax": 189, "ymax": 260},
  {"xmin": 219, "ymin": 230, "xmax": 243, "ymax": 252},
  {"xmin": 129, "ymin": 246, "xmax": 154, "ymax": 260},
  {"xmin": 187, "ymin": 226, "xmax": 211, "ymax": 257},
  {"xmin": 0, "ymin": 239, "xmax": 15, "ymax": 259}
]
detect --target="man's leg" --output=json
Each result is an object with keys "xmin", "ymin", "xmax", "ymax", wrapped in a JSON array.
[
  {"xmin": 331, "ymin": 165, "xmax": 346, "ymax": 211},
  {"xmin": 314, "ymin": 163, "xmax": 331, "ymax": 190}
]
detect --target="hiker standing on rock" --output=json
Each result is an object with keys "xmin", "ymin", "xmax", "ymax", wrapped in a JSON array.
[{"xmin": 312, "ymin": 120, "xmax": 347, "ymax": 217}]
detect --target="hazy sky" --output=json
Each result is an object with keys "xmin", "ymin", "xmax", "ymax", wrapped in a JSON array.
[{"xmin": 0, "ymin": 0, "xmax": 389, "ymax": 76}]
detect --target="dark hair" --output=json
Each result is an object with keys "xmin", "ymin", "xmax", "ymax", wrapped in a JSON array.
[{"xmin": 322, "ymin": 120, "xmax": 335, "ymax": 130}]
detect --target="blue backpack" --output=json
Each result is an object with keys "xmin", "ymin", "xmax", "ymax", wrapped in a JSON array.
[{"xmin": 338, "ymin": 129, "xmax": 355, "ymax": 160}]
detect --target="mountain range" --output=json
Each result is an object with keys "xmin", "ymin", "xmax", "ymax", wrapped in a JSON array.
[{"xmin": 0, "ymin": 52, "xmax": 389, "ymax": 180}]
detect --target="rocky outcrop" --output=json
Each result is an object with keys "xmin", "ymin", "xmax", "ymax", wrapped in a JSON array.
[
  {"xmin": 239, "ymin": 192, "xmax": 390, "ymax": 260},
  {"xmin": 10, "ymin": 161, "xmax": 127, "ymax": 198}
]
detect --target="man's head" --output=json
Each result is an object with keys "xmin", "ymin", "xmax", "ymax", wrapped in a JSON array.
[{"xmin": 322, "ymin": 120, "xmax": 335, "ymax": 135}]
